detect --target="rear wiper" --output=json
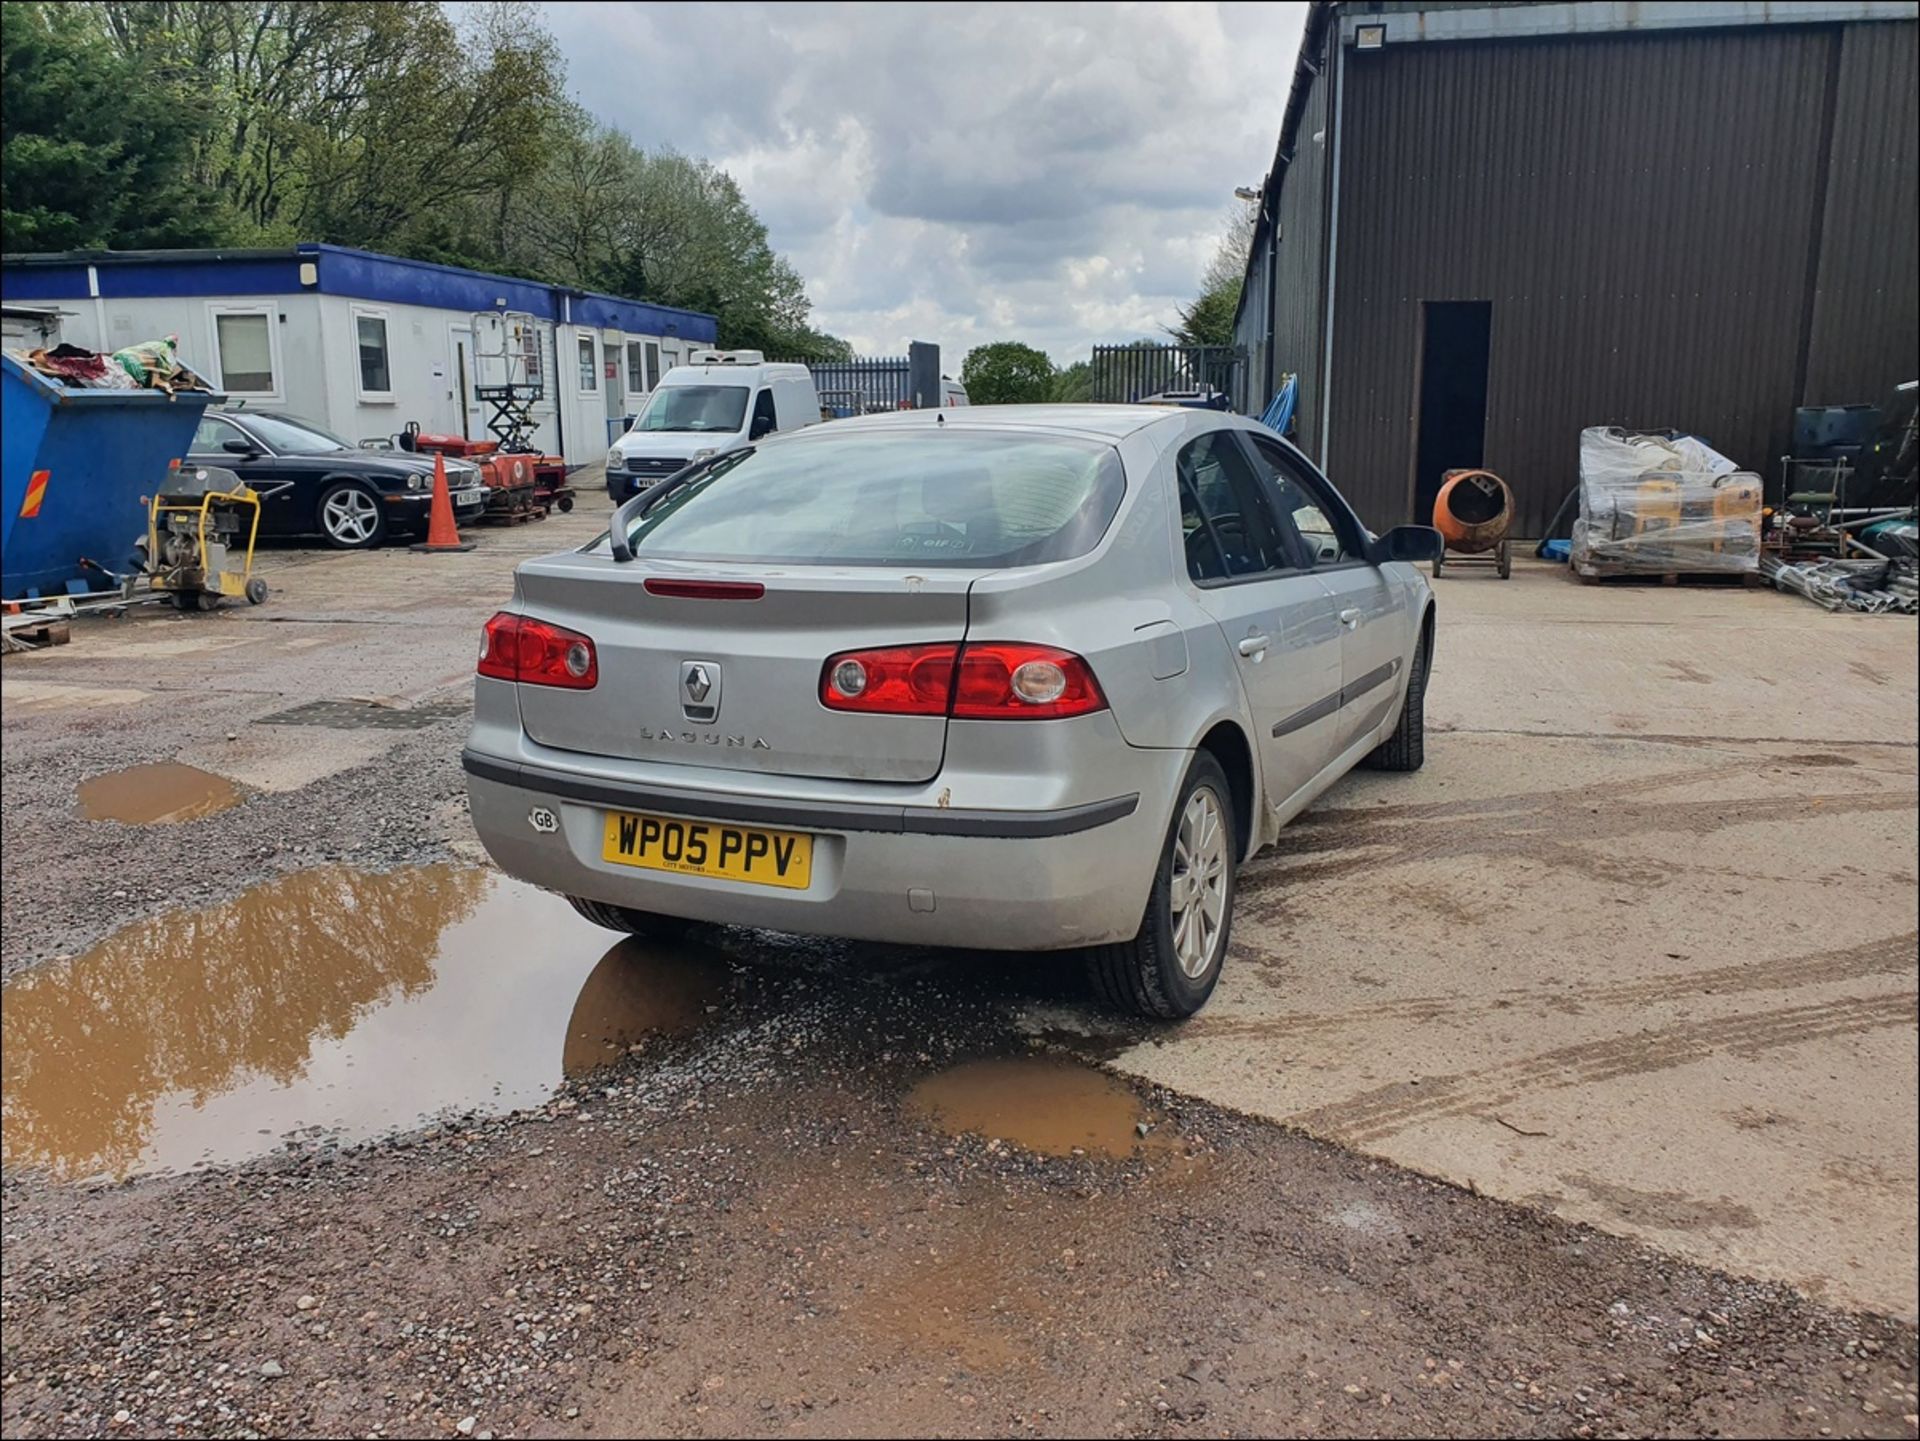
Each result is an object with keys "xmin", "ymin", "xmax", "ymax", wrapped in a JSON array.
[{"xmin": 608, "ymin": 447, "xmax": 753, "ymax": 563}]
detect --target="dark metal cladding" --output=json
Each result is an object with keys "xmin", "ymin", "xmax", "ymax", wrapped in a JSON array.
[
  {"xmin": 1239, "ymin": 10, "xmax": 1919, "ymax": 539},
  {"xmin": 1803, "ymin": 23, "xmax": 1920, "ymax": 406},
  {"xmin": 1271, "ymin": 50, "xmax": 1333, "ymax": 461}
]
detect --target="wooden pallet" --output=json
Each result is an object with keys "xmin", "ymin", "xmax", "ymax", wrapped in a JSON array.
[
  {"xmin": 1571, "ymin": 564, "xmax": 1766, "ymax": 587},
  {"xmin": 475, "ymin": 504, "xmax": 550, "ymax": 527}
]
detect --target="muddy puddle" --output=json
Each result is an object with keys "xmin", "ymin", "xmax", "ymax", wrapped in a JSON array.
[
  {"xmin": 76, "ymin": 762, "xmax": 239, "ymax": 824},
  {"xmin": 905, "ymin": 1055, "xmax": 1165, "ymax": 1158},
  {"xmin": 1, "ymin": 866, "xmax": 728, "ymax": 1181}
]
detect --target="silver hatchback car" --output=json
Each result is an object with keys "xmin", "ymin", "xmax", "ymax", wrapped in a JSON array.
[{"xmin": 464, "ymin": 405, "xmax": 1440, "ymax": 1017}]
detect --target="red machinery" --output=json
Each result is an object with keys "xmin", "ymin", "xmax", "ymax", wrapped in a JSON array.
[{"xmin": 398, "ymin": 425, "xmax": 574, "ymax": 519}]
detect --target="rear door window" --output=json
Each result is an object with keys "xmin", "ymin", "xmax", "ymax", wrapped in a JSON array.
[
  {"xmin": 622, "ymin": 430, "xmax": 1124, "ymax": 568},
  {"xmin": 1176, "ymin": 430, "xmax": 1295, "ymax": 582}
]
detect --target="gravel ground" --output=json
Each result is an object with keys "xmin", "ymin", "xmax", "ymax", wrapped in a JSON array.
[
  {"xmin": 4, "ymin": 941, "xmax": 1918, "ymax": 1439},
  {"xmin": 0, "ymin": 688, "xmax": 472, "ymax": 979}
]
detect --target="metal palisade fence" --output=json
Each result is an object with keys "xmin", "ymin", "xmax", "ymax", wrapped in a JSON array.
[
  {"xmin": 799, "ymin": 356, "xmax": 913, "ymax": 417},
  {"xmin": 773, "ymin": 344, "xmax": 942, "ymax": 416},
  {"xmin": 1089, "ymin": 343, "xmax": 1247, "ymax": 411}
]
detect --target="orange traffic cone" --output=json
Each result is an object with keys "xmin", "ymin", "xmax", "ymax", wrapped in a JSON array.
[{"xmin": 410, "ymin": 452, "xmax": 476, "ymax": 553}]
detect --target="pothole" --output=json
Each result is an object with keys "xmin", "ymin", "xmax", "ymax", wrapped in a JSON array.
[
  {"xmin": 1, "ymin": 866, "xmax": 729, "ymax": 1181},
  {"xmin": 904, "ymin": 1055, "xmax": 1167, "ymax": 1159},
  {"xmin": 75, "ymin": 762, "xmax": 240, "ymax": 824}
]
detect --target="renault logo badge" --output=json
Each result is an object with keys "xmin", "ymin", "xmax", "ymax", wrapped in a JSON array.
[{"xmin": 680, "ymin": 660, "xmax": 720, "ymax": 721}]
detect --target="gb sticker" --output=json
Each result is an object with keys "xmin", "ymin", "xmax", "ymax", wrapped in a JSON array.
[{"xmin": 527, "ymin": 805, "xmax": 560, "ymax": 834}]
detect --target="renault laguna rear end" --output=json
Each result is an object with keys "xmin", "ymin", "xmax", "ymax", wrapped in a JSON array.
[{"xmin": 464, "ymin": 406, "xmax": 1265, "ymax": 1015}]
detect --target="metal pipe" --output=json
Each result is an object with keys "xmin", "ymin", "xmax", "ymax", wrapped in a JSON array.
[{"xmin": 1318, "ymin": 24, "xmax": 1344, "ymax": 465}]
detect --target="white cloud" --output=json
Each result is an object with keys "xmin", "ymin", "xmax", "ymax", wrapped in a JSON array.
[{"xmin": 538, "ymin": 0, "xmax": 1306, "ymax": 366}]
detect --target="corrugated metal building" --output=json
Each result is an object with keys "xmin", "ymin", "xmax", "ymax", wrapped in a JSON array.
[{"xmin": 1233, "ymin": 1, "xmax": 1920, "ymax": 536}]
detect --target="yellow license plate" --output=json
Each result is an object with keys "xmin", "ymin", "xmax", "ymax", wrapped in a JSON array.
[{"xmin": 600, "ymin": 810, "xmax": 813, "ymax": 890}]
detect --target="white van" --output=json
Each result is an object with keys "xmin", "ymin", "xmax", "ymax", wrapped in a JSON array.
[
  {"xmin": 937, "ymin": 377, "xmax": 970, "ymax": 407},
  {"xmin": 606, "ymin": 350, "xmax": 820, "ymax": 500}
]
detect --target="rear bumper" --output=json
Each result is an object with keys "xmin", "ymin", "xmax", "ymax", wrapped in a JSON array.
[{"xmin": 461, "ymin": 713, "xmax": 1186, "ymax": 951}]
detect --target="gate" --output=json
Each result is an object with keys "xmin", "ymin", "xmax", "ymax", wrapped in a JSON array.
[
  {"xmin": 775, "ymin": 341, "xmax": 942, "ymax": 415},
  {"xmin": 1088, "ymin": 343, "xmax": 1246, "ymax": 411}
]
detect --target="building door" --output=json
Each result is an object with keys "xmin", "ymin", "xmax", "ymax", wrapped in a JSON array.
[
  {"xmin": 448, "ymin": 326, "xmax": 483, "ymax": 440},
  {"xmin": 604, "ymin": 333, "xmax": 626, "ymax": 430},
  {"xmin": 1412, "ymin": 301, "xmax": 1492, "ymax": 527}
]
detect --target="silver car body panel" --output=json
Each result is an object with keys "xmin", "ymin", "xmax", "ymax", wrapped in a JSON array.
[{"xmin": 465, "ymin": 404, "xmax": 1433, "ymax": 950}]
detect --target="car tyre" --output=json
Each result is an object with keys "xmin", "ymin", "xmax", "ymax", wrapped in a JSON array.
[
  {"xmin": 565, "ymin": 894, "xmax": 691, "ymax": 939},
  {"xmin": 1085, "ymin": 751, "xmax": 1236, "ymax": 1020},
  {"xmin": 1362, "ymin": 626, "xmax": 1429, "ymax": 772},
  {"xmin": 317, "ymin": 481, "xmax": 387, "ymax": 550}
]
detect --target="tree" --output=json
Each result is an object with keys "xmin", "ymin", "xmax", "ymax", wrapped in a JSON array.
[
  {"xmin": 961, "ymin": 342, "xmax": 1056, "ymax": 406},
  {"xmin": 1, "ymin": 1, "xmax": 225, "ymax": 249},
  {"xmin": 1049, "ymin": 360, "xmax": 1093, "ymax": 403},
  {"xmin": 1169, "ymin": 284, "xmax": 1241, "ymax": 348},
  {"xmin": 91, "ymin": 1, "xmax": 566, "ymax": 250},
  {"xmin": 13, "ymin": 2, "xmax": 841, "ymax": 359},
  {"xmin": 1169, "ymin": 200, "xmax": 1258, "ymax": 348}
]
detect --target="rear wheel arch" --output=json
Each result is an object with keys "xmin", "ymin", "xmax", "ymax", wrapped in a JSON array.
[{"xmin": 1196, "ymin": 720, "xmax": 1256, "ymax": 862}]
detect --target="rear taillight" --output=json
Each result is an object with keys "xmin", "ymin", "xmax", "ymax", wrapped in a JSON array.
[
  {"xmin": 820, "ymin": 641, "xmax": 1104, "ymax": 720},
  {"xmin": 819, "ymin": 643, "xmax": 958, "ymax": 715},
  {"xmin": 952, "ymin": 643, "xmax": 1105, "ymax": 719},
  {"xmin": 478, "ymin": 612, "xmax": 598, "ymax": 689}
]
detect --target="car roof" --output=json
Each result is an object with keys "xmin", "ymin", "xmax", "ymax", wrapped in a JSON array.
[{"xmin": 816, "ymin": 404, "xmax": 1190, "ymax": 441}]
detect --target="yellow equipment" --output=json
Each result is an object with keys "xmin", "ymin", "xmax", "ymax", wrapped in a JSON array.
[{"xmin": 146, "ymin": 463, "xmax": 267, "ymax": 611}]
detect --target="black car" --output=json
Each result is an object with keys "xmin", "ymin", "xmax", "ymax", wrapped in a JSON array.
[{"xmin": 186, "ymin": 410, "xmax": 488, "ymax": 549}]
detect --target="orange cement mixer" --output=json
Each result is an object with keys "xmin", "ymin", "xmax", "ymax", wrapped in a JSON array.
[{"xmin": 1431, "ymin": 468, "xmax": 1514, "ymax": 578}]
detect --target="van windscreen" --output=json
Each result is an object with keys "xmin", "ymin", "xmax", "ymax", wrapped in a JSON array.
[{"xmin": 636, "ymin": 386, "xmax": 750, "ymax": 434}]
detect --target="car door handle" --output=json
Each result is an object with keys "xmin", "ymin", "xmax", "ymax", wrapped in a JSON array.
[
  {"xmin": 1339, "ymin": 608, "xmax": 1362, "ymax": 628},
  {"xmin": 1238, "ymin": 633, "xmax": 1271, "ymax": 658}
]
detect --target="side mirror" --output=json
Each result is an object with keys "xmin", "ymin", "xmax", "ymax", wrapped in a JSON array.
[
  {"xmin": 749, "ymin": 415, "xmax": 776, "ymax": 441},
  {"xmin": 222, "ymin": 438, "xmax": 260, "ymax": 458},
  {"xmin": 1371, "ymin": 524, "xmax": 1444, "ymax": 564}
]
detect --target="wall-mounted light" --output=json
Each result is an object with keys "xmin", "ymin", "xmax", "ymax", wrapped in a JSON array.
[{"xmin": 1355, "ymin": 23, "xmax": 1386, "ymax": 50}]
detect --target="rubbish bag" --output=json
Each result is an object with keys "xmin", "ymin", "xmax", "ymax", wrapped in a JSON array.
[{"xmin": 111, "ymin": 335, "xmax": 211, "ymax": 394}]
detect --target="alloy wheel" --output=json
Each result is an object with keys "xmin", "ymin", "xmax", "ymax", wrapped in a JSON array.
[
  {"xmin": 1169, "ymin": 784, "xmax": 1229, "ymax": 979},
  {"xmin": 322, "ymin": 489, "xmax": 379, "ymax": 545}
]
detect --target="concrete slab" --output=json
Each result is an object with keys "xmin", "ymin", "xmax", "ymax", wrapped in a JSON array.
[{"xmin": 1110, "ymin": 561, "xmax": 1919, "ymax": 1319}]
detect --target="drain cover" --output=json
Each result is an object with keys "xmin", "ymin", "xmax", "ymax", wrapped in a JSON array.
[{"xmin": 257, "ymin": 697, "xmax": 470, "ymax": 731}]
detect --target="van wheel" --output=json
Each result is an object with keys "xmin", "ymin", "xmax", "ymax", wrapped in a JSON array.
[
  {"xmin": 565, "ymin": 895, "xmax": 690, "ymax": 938},
  {"xmin": 1085, "ymin": 752, "xmax": 1236, "ymax": 1020},
  {"xmin": 1362, "ymin": 629, "xmax": 1429, "ymax": 772}
]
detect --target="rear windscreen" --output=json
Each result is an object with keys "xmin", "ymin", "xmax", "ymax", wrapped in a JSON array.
[{"xmin": 622, "ymin": 430, "xmax": 1124, "ymax": 568}]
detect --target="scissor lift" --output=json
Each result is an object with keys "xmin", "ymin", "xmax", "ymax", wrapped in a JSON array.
[{"xmin": 471, "ymin": 310, "xmax": 545, "ymax": 453}]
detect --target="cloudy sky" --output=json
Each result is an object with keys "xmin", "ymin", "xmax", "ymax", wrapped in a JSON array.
[{"xmin": 540, "ymin": 2, "xmax": 1307, "ymax": 365}]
